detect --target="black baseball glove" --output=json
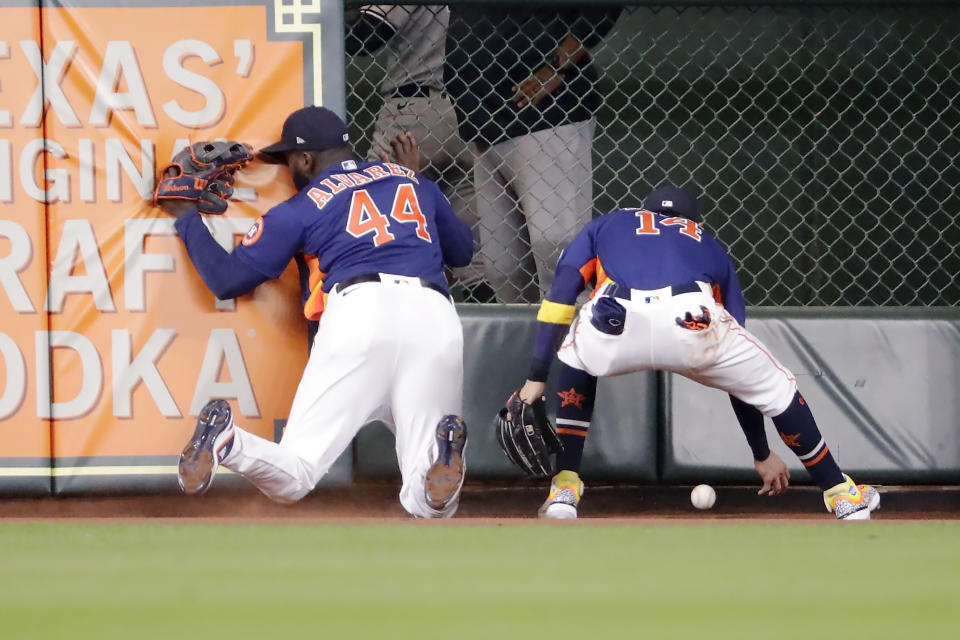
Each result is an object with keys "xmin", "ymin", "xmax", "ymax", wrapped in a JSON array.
[
  {"xmin": 494, "ymin": 391, "xmax": 563, "ymax": 477},
  {"xmin": 153, "ymin": 141, "xmax": 254, "ymax": 214}
]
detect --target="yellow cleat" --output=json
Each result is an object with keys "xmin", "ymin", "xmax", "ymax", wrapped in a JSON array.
[
  {"xmin": 538, "ymin": 470, "xmax": 584, "ymax": 519},
  {"xmin": 823, "ymin": 474, "xmax": 880, "ymax": 520}
]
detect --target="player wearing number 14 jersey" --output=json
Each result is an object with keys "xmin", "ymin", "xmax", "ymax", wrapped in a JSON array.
[
  {"xmin": 512, "ymin": 185, "xmax": 879, "ymax": 521},
  {"xmin": 170, "ymin": 106, "xmax": 473, "ymax": 518}
]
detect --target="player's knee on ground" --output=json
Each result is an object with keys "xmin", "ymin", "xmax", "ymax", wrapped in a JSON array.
[
  {"xmin": 403, "ymin": 493, "xmax": 459, "ymax": 519},
  {"xmin": 262, "ymin": 483, "xmax": 312, "ymax": 505},
  {"xmin": 398, "ymin": 470, "xmax": 461, "ymax": 519},
  {"xmin": 400, "ymin": 458, "xmax": 460, "ymax": 518}
]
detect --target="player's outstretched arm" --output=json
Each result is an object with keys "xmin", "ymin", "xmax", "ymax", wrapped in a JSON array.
[
  {"xmin": 527, "ymin": 222, "xmax": 600, "ymax": 381},
  {"xmin": 729, "ymin": 394, "xmax": 770, "ymax": 461},
  {"xmin": 730, "ymin": 394, "xmax": 791, "ymax": 496},
  {"xmin": 174, "ymin": 210, "xmax": 269, "ymax": 300}
]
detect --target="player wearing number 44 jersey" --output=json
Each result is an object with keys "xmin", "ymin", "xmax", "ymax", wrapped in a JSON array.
[
  {"xmin": 158, "ymin": 106, "xmax": 472, "ymax": 518},
  {"xmin": 505, "ymin": 185, "xmax": 880, "ymax": 521}
]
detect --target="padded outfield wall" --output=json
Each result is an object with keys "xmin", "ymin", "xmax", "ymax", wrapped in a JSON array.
[
  {"xmin": 357, "ymin": 306, "xmax": 960, "ymax": 486},
  {"xmin": 1, "ymin": 1, "xmax": 958, "ymax": 496}
]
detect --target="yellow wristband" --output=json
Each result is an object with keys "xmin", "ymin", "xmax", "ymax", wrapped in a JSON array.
[{"xmin": 537, "ymin": 300, "xmax": 576, "ymax": 325}]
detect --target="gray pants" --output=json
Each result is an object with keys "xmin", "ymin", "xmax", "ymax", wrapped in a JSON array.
[
  {"xmin": 475, "ymin": 119, "xmax": 596, "ymax": 302},
  {"xmin": 368, "ymin": 91, "xmax": 484, "ymax": 285}
]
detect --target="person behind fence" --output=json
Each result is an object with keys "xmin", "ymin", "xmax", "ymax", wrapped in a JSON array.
[
  {"xmin": 444, "ymin": 5, "xmax": 622, "ymax": 302},
  {"xmin": 156, "ymin": 106, "xmax": 472, "ymax": 518},
  {"xmin": 495, "ymin": 185, "xmax": 881, "ymax": 521},
  {"xmin": 346, "ymin": 4, "xmax": 493, "ymax": 303}
]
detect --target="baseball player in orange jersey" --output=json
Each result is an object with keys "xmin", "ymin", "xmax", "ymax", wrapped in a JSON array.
[
  {"xmin": 515, "ymin": 186, "xmax": 881, "ymax": 520},
  {"xmin": 158, "ymin": 106, "xmax": 472, "ymax": 517}
]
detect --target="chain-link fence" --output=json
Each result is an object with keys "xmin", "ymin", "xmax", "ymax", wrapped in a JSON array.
[{"xmin": 345, "ymin": 1, "xmax": 960, "ymax": 306}]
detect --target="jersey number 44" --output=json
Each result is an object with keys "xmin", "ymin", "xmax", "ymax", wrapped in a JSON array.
[{"xmin": 342, "ymin": 184, "xmax": 431, "ymax": 247}]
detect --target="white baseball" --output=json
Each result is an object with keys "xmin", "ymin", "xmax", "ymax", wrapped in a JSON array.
[{"xmin": 690, "ymin": 484, "xmax": 716, "ymax": 510}]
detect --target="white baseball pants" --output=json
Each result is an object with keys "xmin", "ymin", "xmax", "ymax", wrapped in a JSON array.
[
  {"xmin": 220, "ymin": 276, "xmax": 465, "ymax": 518},
  {"xmin": 558, "ymin": 282, "xmax": 798, "ymax": 416}
]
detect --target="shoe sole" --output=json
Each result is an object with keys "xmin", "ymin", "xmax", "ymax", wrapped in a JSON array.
[
  {"xmin": 539, "ymin": 502, "xmax": 577, "ymax": 519},
  {"xmin": 178, "ymin": 399, "xmax": 233, "ymax": 495},
  {"xmin": 424, "ymin": 416, "xmax": 467, "ymax": 510},
  {"xmin": 838, "ymin": 507, "xmax": 871, "ymax": 521},
  {"xmin": 835, "ymin": 487, "xmax": 879, "ymax": 521}
]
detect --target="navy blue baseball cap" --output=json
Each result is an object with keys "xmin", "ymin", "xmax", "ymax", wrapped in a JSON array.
[
  {"xmin": 642, "ymin": 185, "xmax": 702, "ymax": 223},
  {"xmin": 258, "ymin": 106, "xmax": 350, "ymax": 163}
]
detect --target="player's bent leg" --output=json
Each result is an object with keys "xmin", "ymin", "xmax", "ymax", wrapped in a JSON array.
[
  {"xmin": 689, "ymin": 318, "xmax": 797, "ymax": 417},
  {"xmin": 536, "ymin": 363, "xmax": 598, "ymax": 519},
  {"xmin": 219, "ymin": 427, "xmax": 318, "ymax": 504},
  {"xmin": 553, "ymin": 361, "xmax": 596, "ymax": 473},
  {"xmin": 396, "ymin": 406, "xmax": 467, "ymax": 519},
  {"xmin": 769, "ymin": 390, "xmax": 846, "ymax": 491},
  {"xmin": 178, "ymin": 399, "xmax": 316, "ymax": 502},
  {"xmin": 391, "ymin": 293, "xmax": 466, "ymax": 518},
  {"xmin": 689, "ymin": 322, "xmax": 880, "ymax": 518}
]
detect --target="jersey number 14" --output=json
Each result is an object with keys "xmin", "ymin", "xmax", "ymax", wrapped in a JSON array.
[
  {"xmin": 343, "ymin": 184, "xmax": 431, "ymax": 247},
  {"xmin": 634, "ymin": 210, "xmax": 703, "ymax": 241}
]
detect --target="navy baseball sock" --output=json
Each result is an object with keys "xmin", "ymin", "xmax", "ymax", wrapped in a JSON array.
[
  {"xmin": 553, "ymin": 362, "xmax": 597, "ymax": 473},
  {"xmin": 771, "ymin": 391, "xmax": 844, "ymax": 490}
]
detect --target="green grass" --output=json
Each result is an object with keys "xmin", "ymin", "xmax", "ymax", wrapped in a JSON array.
[{"xmin": 0, "ymin": 522, "xmax": 957, "ymax": 639}]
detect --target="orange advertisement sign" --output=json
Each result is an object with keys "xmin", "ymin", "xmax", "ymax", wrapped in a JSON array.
[
  {"xmin": 0, "ymin": 5, "xmax": 49, "ymax": 479},
  {"xmin": 0, "ymin": 0, "xmax": 345, "ymax": 485}
]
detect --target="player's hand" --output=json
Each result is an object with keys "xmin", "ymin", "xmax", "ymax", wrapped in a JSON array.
[
  {"xmin": 755, "ymin": 452, "xmax": 790, "ymax": 496},
  {"xmin": 517, "ymin": 379, "xmax": 546, "ymax": 405},
  {"xmin": 380, "ymin": 132, "xmax": 421, "ymax": 172},
  {"xmin": 512, "ymin": 66, "xmax": 564, "ymax": 108}
]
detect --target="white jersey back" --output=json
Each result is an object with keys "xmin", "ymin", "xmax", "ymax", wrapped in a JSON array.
[{"xmin": 361, "ymin": 4, "xmax": 448, "ymax": 95}]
